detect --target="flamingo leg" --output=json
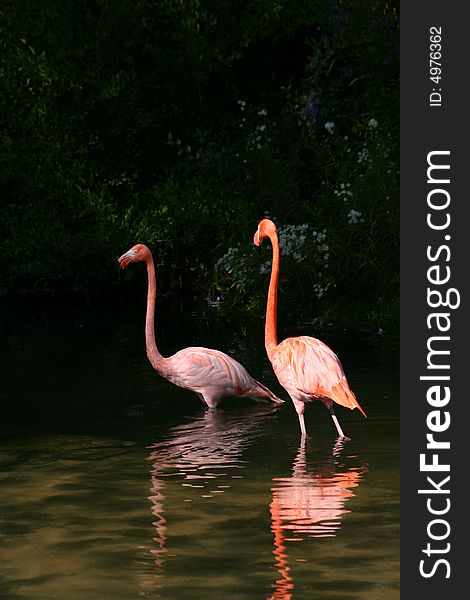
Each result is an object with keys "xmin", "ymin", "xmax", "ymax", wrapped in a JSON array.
[
  {"xmin": 201, "ymin": 392, "xmax": 221, "ymax": 410},
  {"xmin": 327, "ymin": 404, "xmax": 347, "ymax": 439},
  {"xmin": 294, "ymin": 401, "xmax": 307, "ymax": 438},
  {"xmin": 299, "ymin": 414, "xmax": 307, "ymax": 438}
]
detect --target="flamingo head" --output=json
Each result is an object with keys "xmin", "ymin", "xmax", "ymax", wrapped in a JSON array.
[
  {"xmin": 118, "ymin": 244, "xmax": 150, "ymax": 269},
  {"xmin": 253, "ymin": 218, "xmax": 277, "ymax": 246}
]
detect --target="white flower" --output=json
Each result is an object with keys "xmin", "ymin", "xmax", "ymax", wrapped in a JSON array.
[
  {"xmin": 334, "ymin": 184, "xmax": 353, "ymax": 199},
  {"xmin": 357, "ymin": 147, "xmax": 371, "ymax": 164},
  {"xmin": 368, "ymin": 118, "xmax": 378, "ymax": 128},
  {"xmin": 260, "ymin": 260, "xmax": 272, "ymax": 275},
  {"xmin": 313, "ymin": 282, "xmax": 331, "ymax": 298},
  {"xmin": 347, "ymin": 209, "xmax": 364, "ymax": 224},
  {"xmin": 324, "ymin": 121, "xmax": 335, "ymax": 134},
  {"xmin": 312, "ymin": 229, "xmax": 327, "ymax": 243},
  {"xmin": 278, "ymin": 224, "xmax": 309, "ymax": 261}
]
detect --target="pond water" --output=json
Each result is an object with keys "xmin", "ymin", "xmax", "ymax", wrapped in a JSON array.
[{"xmin": 0, "ymin": 299, "xmax": 399, "ymax": 599}]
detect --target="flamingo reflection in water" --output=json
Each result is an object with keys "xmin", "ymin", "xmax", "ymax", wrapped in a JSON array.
[
  {"xmin": 269, "ymin": 439, "xmax": 367, "ymax": 599},
  {"xmin": 142, "ymin": 405, "xmax": 280, "ymax": 593}
]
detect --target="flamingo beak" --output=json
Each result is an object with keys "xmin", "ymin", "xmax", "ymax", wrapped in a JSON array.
[
  {"xmin": 253, "ymin": 230, "xmax": 261, "ymax": 246},
  {"xmin": 118, "ymin": 250, "xmax": 136, "ymax": 269}
]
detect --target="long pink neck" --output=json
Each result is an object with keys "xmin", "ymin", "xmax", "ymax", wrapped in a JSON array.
[
  {"xmin": 265, "ymin": 231, "xmax": 279, "ymax": 357},
  {"xmin": 145, "ymin": 254, "xmax": 165, "ymax": 371}
]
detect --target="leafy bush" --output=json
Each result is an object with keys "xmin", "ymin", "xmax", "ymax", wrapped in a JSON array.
[{"xmin": 0, "ymin": 0, "xmax": 399, "ymax": 327}]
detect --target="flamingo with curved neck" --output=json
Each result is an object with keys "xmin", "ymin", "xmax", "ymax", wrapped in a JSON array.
[
  {"xmin": 253, "ymin": 219, "xmax": 366, "ymax": 438},
  {"xmin": 118, "ymin": 243, "xmax": 283, "ymax": 408}
]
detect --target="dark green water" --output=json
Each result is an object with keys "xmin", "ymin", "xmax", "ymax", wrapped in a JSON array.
[{"xmin": 0, "ymin": 300, "xmax": 399, "ymax": 599}]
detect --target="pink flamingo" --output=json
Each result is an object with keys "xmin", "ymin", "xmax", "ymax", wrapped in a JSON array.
[
  {"xmin": 118, "ymin": 244, "xmax": 283, "ymax": 408},
  {"xmin": 253, "ymin": 219, "xmax": 366, "ymax": 438}
]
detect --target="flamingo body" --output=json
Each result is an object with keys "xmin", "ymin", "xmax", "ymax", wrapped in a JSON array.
[
  {"xmin": 270, "ymin": 336, "xmax": 366, "ymax": 415},
  {"xmin": 118, "ymin": 244, "xmax": 283, "ymax": 409},
  {"xmin": 254, "ymin": 219, "xmax": 366, "ymax": 438},
  {"xmin": 162, "ymin": 346, "xmax": 283, "ymax": 408}
]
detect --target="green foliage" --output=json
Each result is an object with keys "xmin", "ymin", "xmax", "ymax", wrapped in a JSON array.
[{"xmin": 0, "ymin": 0, "xmax": 398, "ymax": 328}]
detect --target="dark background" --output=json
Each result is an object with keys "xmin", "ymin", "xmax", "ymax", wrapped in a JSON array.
[{"xmin": 0, "ymin": 0, "xmax": 399, "ymax": 330}]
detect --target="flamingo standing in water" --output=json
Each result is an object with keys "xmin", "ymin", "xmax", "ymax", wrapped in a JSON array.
[
  {"xmin": 253, "ymin": 219, "xmax": 366, "ymax": 438},
  {"xmin": 118, "ymin": 244, "xmax": 283, "ymax": 408}
]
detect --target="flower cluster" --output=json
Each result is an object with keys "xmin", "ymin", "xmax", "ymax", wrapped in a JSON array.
[
  {"xmin": 214, "ymin": 224, "xmax": 332, "ymax": 296},
  {"xmin": 312, "ymin": 229, "xmax": 329, "ymax": 263},
  {"xmin": 237, "ymin": 100, "xmax": 271, "ymax": 152},
  {"xmin": 324, "ymin": 121, "xmax": 335, "ymax": 134},
  {"xmin": 334, "ymin": 182, "xmax": 353, "ymax": 200},
  {"xmin": 214, "ymin": 245, "xmax": 249, "ymax": 292},
  {"xmin": 357, "ymin": 147, "xmax": 372, "ymax": 165},
  {"xmin": 313, "ymin": 281, "xmax": 331, "ymax": 299},
  {"xmin": 279, "ymin": 223, "xmax": 309, "ymax": 262},
  {"xmin": 347, "ymin": 209, "xmax": 364, "ymax": 224}
]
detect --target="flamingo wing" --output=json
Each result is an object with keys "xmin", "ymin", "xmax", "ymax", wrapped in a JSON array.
[
  {"xmin": 165, "ymin": 347, "xmax": 243, "ymax": 389},
  {"xmin": 166, "ymin": 347, "xmax": 282, "ymax": 403},
  {"xmin": 271, "ymin": 336, "xmax": 366, "ymax": 416}
]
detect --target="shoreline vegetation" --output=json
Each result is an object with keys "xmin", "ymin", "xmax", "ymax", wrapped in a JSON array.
[{"xmin": 0, "ymin": 1, "xmax": 399, "ymax": 330}]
